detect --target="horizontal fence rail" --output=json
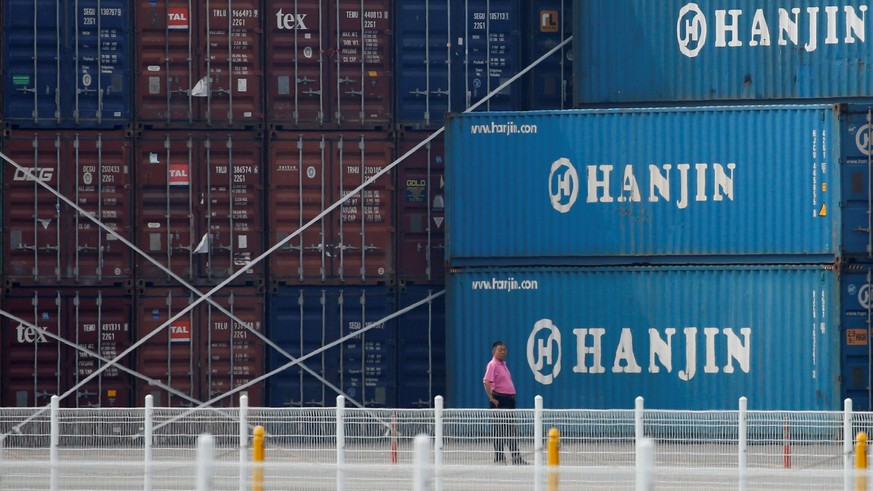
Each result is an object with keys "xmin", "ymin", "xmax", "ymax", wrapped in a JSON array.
[{"xmin": 1, "ymin": 395, "xmax": 873, "ymax": 490}]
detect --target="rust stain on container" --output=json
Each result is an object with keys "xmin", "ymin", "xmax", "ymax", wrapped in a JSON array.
[
  {"xmin": 1, "ymin": 288, "xmax": 134, "ymax": 407},
  {"xmin": 395, "ymin": 131, "xmax": 445, "ymax": 283},
  {"xmin": 134, "ymin": 286, "xmax": 265, "ymax": 407},
  {"xmin": 267, "ymin": 131, "xmax": 394, "ymax": 285},
  {"xmin": 134, "ymin": 0, "xmax": 264, "ymax": 128},
  {"xmin": 134, "ymin": 131, "xmax": 265, "ymax": 284},
  {"xmin": 2, "ymin": 131, "xmax": 134, "ymax": 286},
  {"xmin": 265, "ymin": 0, "xmax": 393, "ymax": 130}
]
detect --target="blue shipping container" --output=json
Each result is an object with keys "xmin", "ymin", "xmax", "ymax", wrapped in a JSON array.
[
  {"xmin": 267, "ymin": 287, "xmax": 397, "ymax": 407},
  {"xmin": 574, "ymin": 0, "xmax": 873, "ymax": 105},
  {"xmin": 2, "ymin": 0, "xmax": 132, "ymax": 127},
  {"xmin": 397, "ymin": 286, "xmax": 446, "ymax": 408},
  {"xmin": 445, "ymin": 104, "xmax": 873, "ymax": 264},
  {"xmin": 447, "ymin": 266, "xmax": 841, "ymax": 410}
]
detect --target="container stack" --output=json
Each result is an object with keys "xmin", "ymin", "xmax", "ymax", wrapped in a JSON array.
[
  {"xmin": 0, "ymin": 0, "xmax": 574, "ymax": 408},
  {"xmin": 445, "ymin": 0, "xmax": 873, "ymax": 411}
]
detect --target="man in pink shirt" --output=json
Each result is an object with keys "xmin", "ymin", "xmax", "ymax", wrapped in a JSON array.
[{"xmin": 483, "ymin": 341, "xmax": 527, "ymax": 465}]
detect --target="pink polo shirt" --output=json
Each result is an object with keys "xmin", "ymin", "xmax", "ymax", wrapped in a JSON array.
[{"xmin": 483, "ymin": 357, "xmax": 516, "ymax": 395}]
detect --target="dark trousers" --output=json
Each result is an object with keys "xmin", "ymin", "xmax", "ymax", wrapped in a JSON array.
[{"xmin": 490, "ymin": 393, "xmax": 520, "ymax": 460}]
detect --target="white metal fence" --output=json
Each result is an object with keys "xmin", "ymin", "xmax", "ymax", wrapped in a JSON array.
[{"xmin": 1, "ymin": 395, "xmax": 873, "ymax": 490}]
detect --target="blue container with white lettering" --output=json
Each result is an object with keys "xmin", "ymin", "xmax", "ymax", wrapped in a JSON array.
[
  {"xmin": 2, "ymin": 0, "xmax": 132, "ymax": 128},
  {"xmin": 573, "ymin": 0, "xmax": 873, "ymax": 105},
  {"xmin": 447, "ymin": 265, "xmax": 843, "ymax": 410},
  {"xmin": 444, "ymin": 104, "xmax": 873, "ymax": 265}
]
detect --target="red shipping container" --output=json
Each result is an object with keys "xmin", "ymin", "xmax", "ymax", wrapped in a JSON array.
[
  {"xmin": 134, "ymin": 131, "xmax": 265, "ymax": 285},
  {"xmin": 1, "ymin": 288, "xmax": 134, "ymax": 407},
  {"xmin": 2, "ymin": 131, "xmax": 134, "ymax": 286},
  {"xmin": 395, "ymin": 131, "xmax": 445, "ymax": 284},
  {"xmin": 134, "ymin": 286, "xmax": 265, "ymax": 407},
  {"xmin": 135, "ymin": 0, "xmax": 264, "ymax": 128},
  {"xmin": 267, "ymin": 132, "xmax": 394, "ymax": 285},
  {"xmin": 264, "ymin": 0, "xmax": 392, "ymax": 130}
]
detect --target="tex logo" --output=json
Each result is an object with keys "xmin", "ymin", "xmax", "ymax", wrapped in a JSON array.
[
  {"xmin": 677, "ymin": 3, "xmax": 707, "ymax": 58},
  {"xmin": 527, "ymin": 319, "xmax": 561, "ymax": 385},
  {"xmin": 857, "ymin": 124, "xmax": 873, "ymax": 156},
  {"xmin": 548, "ymin": 158, "xmax": 578, "ymax": 213}
]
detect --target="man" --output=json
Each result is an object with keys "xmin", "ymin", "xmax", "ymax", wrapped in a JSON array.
[{"xmin": 482, "ymin": 341, "xmax": 527, "ymax": 465}]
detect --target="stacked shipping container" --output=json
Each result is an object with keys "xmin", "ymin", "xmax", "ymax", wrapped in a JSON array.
[{"xmin": 0, "ymin": 0, "xmax": 573, "ymax": 408}]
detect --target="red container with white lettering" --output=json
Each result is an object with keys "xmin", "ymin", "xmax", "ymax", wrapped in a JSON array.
[
  {"xmin": 2, "ymin": 130, "xmax": 134, "ymax": 287},
  {"xmin": 0, "ymin": 287, "xmax": 134, "ymax": 407},
  {"xmin": 264, "ymin": 0, "xmax": 393, "ymax": 130},
  {"xmin": 266, "ymin": 131, "xmax": 395, "ymax": 285},
  {"xmin": 134, "ymin": 130, "xmax": 265, "ymax": 285},
  {"xmin": 134, "ymin": 0, "xmax": 264, "ymax": 128},
  {"xmin": 134, "ymin": 286, "xmax": 265, "ymax": 407}
]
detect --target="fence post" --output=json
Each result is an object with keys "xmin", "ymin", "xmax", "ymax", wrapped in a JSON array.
[
  {"xmin": 845, "ymin": 398, "xmax": 854, "ymax": 491},
  {"xmin": 535, "ymin": 396, "xmax": 544, "ymax": 468},
  {"xmin": 636, "ymin": 437, "xmax": 654, "ymax": 491},
  {"xmin": 738, "ymin": 397, "xmax": 747, "ymax": 473},
  {"xmin": 390, "ymin": 412, "xmax": 399, "ymax": 463},
  {"xmin": 252, "ymin": 426, "xmax": 265, "ymax": 491},
  {"xmin": 239, "ymin": 394, "xmax": 249, "ymax": 491},
  {"xmin": 413, "ymin": 434, "xmax": 431, "ymax": 491},
  {"xmin": 144, "ymin": 394, "xmax": 154, "ymax": 491},
  {"xmin": 434, "ymin": 395, "xmax": 444, "ymax": 469},
  {"xmin": 50, "ymin": 395, "xmax": 59, "ymax": 491},
  {"xmin": 634, "ymin": 396, "xmax": 644, "ymax": 466},
  {"xmin": 336, "ymin": 395, "xmax": 346, "ymax": 491},
  {"xmin": 196, "ymin": 434, "xmax": 214, "ymax": 491}
]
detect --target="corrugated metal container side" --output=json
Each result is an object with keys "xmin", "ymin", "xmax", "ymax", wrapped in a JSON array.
[
  {"xmin": 447, "ymin": 266, "xmax": 840, "ymax": 410},
  {"xmin": 841, "ymin": 105, "xmax": 873, "ymax": 262},
  {"xmin": 2, "ymin": 0, "xmax": 133, "ymax": 128},
  {"xmin": 397, "ymin": 285, "xmax": 446, "ymax": 408},
  {"xmin": 573, "ymin": 0, "xmax": 873, "ymax": 106},
  {"xmin": 395, "ymin": 131, "xmax": 446, "ymax": 283},
  {"xmin": 1, "ymin": 288, "xmax": 134, "ymax": 407},
  {"xmin": 134, "ymin": 287, "xmax": 265, "ymax": 407},
  {"xmin": 2, "ymin": 131, "xmax": 134, "ymax": 286},
  {"xmin": 134, "ymin": 0, "xmax": 264, "ymax": 129},
  {"xmin": 445, "ymin": 105, "xmax": 841, "ymax": 265},
  {"xmin": 134, "ymin": 131, "xmax": 265, "ymax": 285},
  {"xmin": 394, "ymin": 0, "xmax": 452, "ymax": 129},
  {"xmin": 267, "ymin": 286, "xmax": 397, "ymax": 407},
  {"xmin": 267, "ymin": 132, "xmax": 394, "ymax": 285},
  {"xmin": 451, "ymin": 0, "xmax": 522, "ymax": 112},
  {"xmin": 524, "ymin": 0, "xmax": 572, "ymax": 110},
  {"xmin": 264, "ymin": 0, "xmax": 393, "ymax": 130}
]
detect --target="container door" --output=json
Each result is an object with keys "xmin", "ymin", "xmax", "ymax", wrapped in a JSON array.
[
  {"xmin": 397, "ymin": 286, "xmax": 445, "ymax": 408},
  {"xmin": 394, "ymin": 0, "xmax": 451, "ymax": 128},
  {"xmin": 524, "ymin": 0, "xmax": 571, "ymax": 110},
  {"xmin": 2, "ymin": 0, "xmax": 62, "ymax": 125},
  {"xmin": 267, "ymin": 287, "xmax": 342, "ymax": 407},
  {"xmin": 842, "ymin": 105, "xmax": 873, "ymax": 260},
  {"xmin": 842, "ymin": 266, "xmax": 873, "ymax": 411},
  {"xmin": 337, "ymin": 288, "xmax": 396, "ymax": 407},
  {"xmin": 3, "ymin": 134, "xmax": 63, "ymax": 283}
]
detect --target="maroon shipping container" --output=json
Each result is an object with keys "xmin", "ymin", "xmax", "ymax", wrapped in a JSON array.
[
  {"xmin": 134, "ymin": 286, "xmax": 265, "ymax": 407},
  {"xmin": 0, "ymin": 288, "xmax": 134, "ymax": 407},
  {"xmin": 267, "ymin": 132, "xmax": 394, "ymax": 284},
  {"xmin": 134, "ymin": 131, "xmax": 265, "ymax": 285},
  {"xmin": 395, "ymin": 131, "xmax": 445, "ymax": 284},
  {"xmin": 2, "ymin": 131, "xmax": 134, "ymax": 286},
  {"xmin": 135, "ymin": 0, "xmax": 264, "ymax": 128},
  {"xmin": 265, "ymin": 0, "xmax": 392, "ymax": 130}
]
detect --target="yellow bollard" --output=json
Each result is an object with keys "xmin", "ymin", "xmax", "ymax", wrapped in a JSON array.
[
  {"xmin": 547, "ymin": 428, "xmax": 560, "ymax": 491},
  {"xmin": 857, "ymin": 432, "xmax": 868, "ymax": 491},
  {"xmin": 253, "ymin": 425, "xmax": 265, "ymax": 491}
]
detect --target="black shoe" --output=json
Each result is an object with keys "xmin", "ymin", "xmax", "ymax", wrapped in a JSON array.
[{"xmin": 512, "ymin": 457, "xmax": 529, "ymax": 465}]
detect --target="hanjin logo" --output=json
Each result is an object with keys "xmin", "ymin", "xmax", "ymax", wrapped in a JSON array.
[
  {"xmin": 527, "ymin": 319, "xmax": 561, "ymax": 385},
  {"xmin": 857, "ymin": 124, "xmax": 873, "ymax": 156},
  {"xmin": 548, "ymin": 158, "xmax": 578, "ymax": 213},
  {"xmin": 677, "ymin": 3, "xmax": 707, "ymax": 58}
]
